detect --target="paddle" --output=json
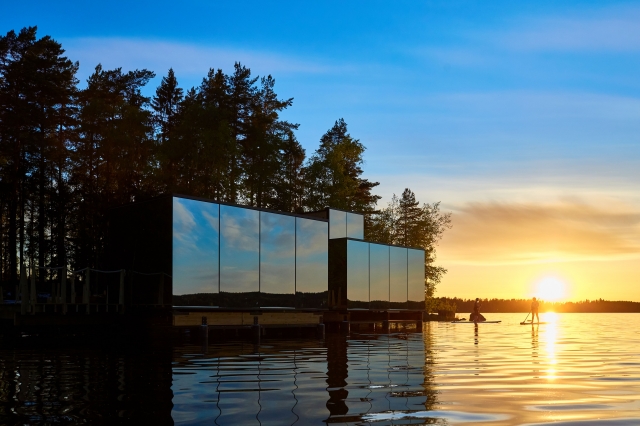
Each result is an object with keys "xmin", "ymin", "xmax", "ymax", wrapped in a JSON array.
[{"xmin": 520, "ymin": 313, "xmax": 530, "ymax": 325}]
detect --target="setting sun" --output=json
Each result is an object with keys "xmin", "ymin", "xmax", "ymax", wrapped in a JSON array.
[{"xmin": 534, "ymin": 277, "xmax": 568, "ymax": 301}]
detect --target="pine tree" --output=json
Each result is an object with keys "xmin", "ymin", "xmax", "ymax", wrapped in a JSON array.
[
  {"xmin": 303, "ymin": 119, "xmax": 380, "ymax": 212},
  {"xmin": 71, "ymin": 64, "xmax": 155, "ymax": 268},
  {"xmin": 0, "ymin": 27, "xmax": 78, "ymax": 287}
]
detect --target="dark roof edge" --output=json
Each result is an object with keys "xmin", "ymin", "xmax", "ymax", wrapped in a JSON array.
[{"xmin": 110, "ymin": 193, "xmax": 328, "ymax": 222}]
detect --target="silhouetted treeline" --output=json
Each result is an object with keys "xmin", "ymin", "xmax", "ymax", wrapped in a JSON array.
[
  {"xmin": 0, "ymin": 27, "xmax": 450, "ymax": 295},
  {"xmin": 438, "ymin": 297, "xmax": 640, "ymax": 313}
]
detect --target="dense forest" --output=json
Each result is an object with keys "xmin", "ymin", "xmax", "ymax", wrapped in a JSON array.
[
  {"xmin": 0, "ymin": 27, "xmax": 450, "ymax": 295},
  {"xmin": 436, "ymin": 298, "xmax": 640, "ymax": 314}
]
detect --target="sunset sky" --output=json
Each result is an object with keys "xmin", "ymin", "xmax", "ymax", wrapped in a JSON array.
[{"xmin": 4, "ymin": 1, "xmax": 639, "ymax": 302}]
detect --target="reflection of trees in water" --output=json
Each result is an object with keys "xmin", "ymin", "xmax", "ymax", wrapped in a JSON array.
[
  {"xmin": 0, "ymin": 337, "xmax": 173, "ymax": 424},
  {"xmin": 422, "ymin": 322, "xmax": 439, "ymax": 412}
]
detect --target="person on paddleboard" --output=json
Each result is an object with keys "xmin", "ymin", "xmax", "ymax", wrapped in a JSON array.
[
  {"xmin": 531, "ymin": 297, "xmax": 540, "ymax": 324},
  {"xmin": 473, "ymin": 298, "xmax": 481, "ymax": 323}
]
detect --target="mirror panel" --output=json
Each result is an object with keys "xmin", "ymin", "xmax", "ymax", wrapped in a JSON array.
[
  {"xmin": 296, "ymin": 218, "xmax": 328, "ymax": 308},
  {"xmin": 220, "ymin": 205, "xmax": 259, "ymax": 308},
  {"xmin": 369, "ymin": 243, "xmax": 389, "ymax": 310},
  {"xmin": 390, "ymin": 246, "xmax": 408, "ymax": 309},
  {"xmin": 408, "ymin": 249, "xmax": 425, "ymax": 310},
  {"xmin": 346, "ymin": 213, "xmax": 364, "ymax": 240},
  {"xmin": 329, "ymin": 209, "xmax": 346, "ymax": 239},
  {"xmin": 347, "ymin": 240, "xmax": 369, "ymax": 309},
  {"xmin": 260, "ymin": 212, "xmax": 295, "ymax": 307},
  {"xmin": 172, "ymin": 198, "xmax": 219, "ymax": 306}
]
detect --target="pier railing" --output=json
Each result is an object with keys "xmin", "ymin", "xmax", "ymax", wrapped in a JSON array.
[{"xmin": 0, "ymin": 265, "xmax": 170, "ymax": 315}]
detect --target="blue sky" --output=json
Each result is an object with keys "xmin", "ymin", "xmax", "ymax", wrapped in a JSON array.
[{"xmin": 5, "ymin": 1, "xmax": 640, "ymax": 300}]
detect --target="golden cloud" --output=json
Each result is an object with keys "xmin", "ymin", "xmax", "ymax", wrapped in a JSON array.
[{"xmin": 439, "ymin": 200, "xmax": 640, "ymax": 264}]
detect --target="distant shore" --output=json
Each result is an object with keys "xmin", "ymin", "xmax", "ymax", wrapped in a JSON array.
[{"xmin": 436, "ymin": 298, "xmax": 640, "ymax": 314}]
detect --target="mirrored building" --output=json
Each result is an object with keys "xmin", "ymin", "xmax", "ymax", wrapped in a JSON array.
[{"xmin": 108, "ymin": 196, "xmax": 425, "ymax": 311}]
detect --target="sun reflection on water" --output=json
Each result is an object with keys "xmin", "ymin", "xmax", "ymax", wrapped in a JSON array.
[{"xmin": 543, "ymin": 312, "xmax": 558, "ymax": 379}]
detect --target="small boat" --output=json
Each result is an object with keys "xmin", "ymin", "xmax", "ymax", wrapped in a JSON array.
[{"xmin": 450, "ymin": 320, "xmax": 502, "ymax": 324}]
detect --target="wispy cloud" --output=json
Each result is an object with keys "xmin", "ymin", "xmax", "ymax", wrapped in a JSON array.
[
  {"xmin": 62, "ymin": 37, "xmax": 340, "ymax": 80},
  {"xmin": 498, "ymin": 7, "xmax": 640, "ymax": 52},
  {"xmin": 439, "ymin": 200, "xmax": 640, "ymax": 265}
]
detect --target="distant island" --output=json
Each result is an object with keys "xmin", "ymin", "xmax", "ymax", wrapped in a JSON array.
[{"xmin": 437, "ymin": 298, "xmax": 640, "ymax": 313}]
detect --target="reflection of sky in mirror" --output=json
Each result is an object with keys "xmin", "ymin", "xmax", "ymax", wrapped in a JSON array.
[
  {"xmin": 260, "ymin": 212, "xmax": 295, "ymax": 294},
  {"xmin": 296, "ymin": 218, "xmax": 328, "ymax": 293},
  {"xmin": 346, "ymin": 213, "xmax": 364, "ymax": 240},
  {"xmin": 347, "ymin": 240, "xmax": 369, "ymax": 303},
  {"xmin": 220, "ymin": 205, "xmax": 259, "ymax": 293},
  {"xmin": 408, "ymin": 249, "xmax": 425, "ymax": 302},
  {"xmin": 390, "ymin": 247, "xmax": 408, "ymax": 303},
  {"xmin": 172, "ymin": 197, "xmax": 219, "ymax": 295},
  {"xmin": 329, "ymin": 209, "xmax": 346, "ymax": 239},
  {"xmin": 370, "ymin": 243, "xmax": 389, "ymax": 302}
]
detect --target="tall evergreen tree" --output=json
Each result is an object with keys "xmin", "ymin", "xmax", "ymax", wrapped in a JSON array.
[
  {"xmin": 303, "ymin": 118, "xmax": 380, "ymax": 212},
  {"xmin": 0, "ymin": 27, "xmax": 78, "ymax": 287},
  {"xmin": 71, "ymin": 64, "xmax": 155, "ymax": 268},
  {"xmin": 151, "ymin": 68, "xmax": 183, "ymax": 193}
]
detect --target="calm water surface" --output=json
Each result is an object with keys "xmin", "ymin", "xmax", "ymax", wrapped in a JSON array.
[{"xmin": 1, "ymin": 313, "xmax": 639, "ymax": 425}]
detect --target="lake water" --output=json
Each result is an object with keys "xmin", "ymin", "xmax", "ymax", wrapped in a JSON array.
[{"xmin": 1, "ymin": 313, "xmax": 639, "ymax": 425}]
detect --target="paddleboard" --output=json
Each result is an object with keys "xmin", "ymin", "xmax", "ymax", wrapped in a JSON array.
[
  {"xmin": 450, "ymin": 321, "xmax": 502, "ymax": 324},
  {"xmin": 520, "ymin": 322, "xmax": 548, "ymax": 325}
]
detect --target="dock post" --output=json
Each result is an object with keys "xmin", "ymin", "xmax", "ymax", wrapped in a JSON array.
[
  {"xmin": 61, "ymin": 268, "xmax": 67, "ymax": 314},
  {"xmin": 20, "ymin": 265, "xmax": 27, "ymax": 315},
  {"xmin": 30, "ymin": 266, "xmax": 36, "ymax": 314},
  {"xmin": 317, "ymin": 323, "xmax": 325, "ymax": 339},
  {"xmin": 201, "ymin": 316, "xmax": 209, "ymax": 353},
  {"xmin": 70, "ymin": 274, "xmax": 76, "ymax": 307},
  {"xmin": 252, "ymin": 316, "xmax": 261, "ymax": 345},
  {"xmin": 84, "ymin": 269, "xmax": 90, "ymax": 313},
  {"xmin": 341, "ymin": 320, "xmax": 350, "ymax": 334},
  {"xmin": 158, "ymin": 274, "xmax": 164, "ymax": 306},
  {"xmin": 119, "ymin": 270, "xmax": 125, "ymax": 313}
]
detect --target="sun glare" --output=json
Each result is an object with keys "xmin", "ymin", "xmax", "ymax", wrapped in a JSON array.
[{"xmin": 534, "ymin": 277, "xmax": 567, "ymax": 302}]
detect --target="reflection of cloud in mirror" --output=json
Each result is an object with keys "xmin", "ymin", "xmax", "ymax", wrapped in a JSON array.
[
  {"xmin": 173, "ymin": 198, "xmax": 220, "ymax": 294},
  {"xmin": 296, "ymin": 219, "xmax": 328, "ymax": 257},
  {"xmin": 173, "ymin": 199, "xmax": 196, "ymax": 244},
  {"xmin": 202, "ymin": 211, "xmax": 219, "ymax": 232},
  {"xmin": 261, "ymin": 213, "xmax": 295, "ymax": 259},
  {"xmin": 221, "ymin": 207, "xmax": 259, "ymax": 252}
]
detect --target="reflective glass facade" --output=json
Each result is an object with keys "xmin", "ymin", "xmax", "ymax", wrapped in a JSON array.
[
  {"xmin": 173, "ymin": 197, "xmax": 329, "ymax": 309},
  {"xmin": 172, "ymin": 198, "xmax": 219, "ymax": 301},
  {"xmin": 369, "ymin": 243, "xmax": 390, "ymax": 310},
  {"xmin": 347, "ymin": 240, "xmax": 369, "ymax": 308},
  {"xmin": 390, "ymin": 247, "xmax": 408, "ymax": 309},
  {"xmin": 329, "ymin": 209, "xmax": 347, "ymax": 239},
  {"xmin": 336, "ymin": 241, "xmax": 424, "ymax": 310},
  {"xmin": 260, "ymin": 212, "xmax": 295, "ymax": 307},
  {"xmin": 296, "ymin": 218, "xmax": 329, "ymax": 309},
  {"xmin": 220, "ymin": 205, "xmax": 260, "ymax": 307},
  {"xmin": 346, "ymin": 213, "xmax": 364, "ymax": 239},
  {"xmin": 170, "ymin": 196, "xmax": 423, "ymax": 311},
  {"xmin": 407, "ymin": 249, "xmax": 425, "ymax": 309},
  {"xmin": 329, "ymin": 209, "xmax": 364, "ymax": 240}
]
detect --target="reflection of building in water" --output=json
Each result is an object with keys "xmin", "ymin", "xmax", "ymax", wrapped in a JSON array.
[
  {"xmin": 108, "ymin": 195, "xmax": 425, "ymax": 312},
  {"xmin": 0, "ymin": 339, "xmax": 173, "ymax": 424},
  {"xmin": 325, "ymin": 334, "xmax": 349, "ymax": 417}
]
